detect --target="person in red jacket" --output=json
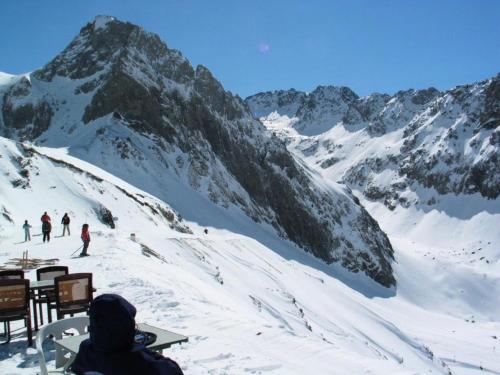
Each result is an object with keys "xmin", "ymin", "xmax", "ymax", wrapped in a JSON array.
[
  {"xmin": 80, "ymin": 224, "xmax": 90, "ymax": 257},
  {"xmin": 41, "ymin": 211, "xmax": 51, "ymax": 223},
  {"xmin": 40, "ymin": 212, "xmax": 52, "ymax": 242}
]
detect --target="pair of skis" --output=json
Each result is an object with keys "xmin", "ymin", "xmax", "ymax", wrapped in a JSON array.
[{"xmin": 70, "ymin": 245, "xmax": 89, "ymax": 258}]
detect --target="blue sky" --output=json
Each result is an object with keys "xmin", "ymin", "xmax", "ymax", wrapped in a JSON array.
[{"xmin": 1, "ymin": 0, "xmax": 499, "ymax": 98}]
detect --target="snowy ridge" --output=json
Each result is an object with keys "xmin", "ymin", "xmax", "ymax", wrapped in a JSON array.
[
  {"xmin": 246, "ymin": 74, "xmax": 499, "ymax": 206},
  {"xmin": 1, "ymin": 136, "xmax": 499, "ymax": 374},
  {"xmin": 93, "ymin": 15, "xmax": 115, "ymax": 30},
  {"xmin": 0, "ymin": 72, "xmax": 22, "ymax": 88},
  {"xmin": 0, "ymin": 137, "xmax": 188, "ymax": 239}
]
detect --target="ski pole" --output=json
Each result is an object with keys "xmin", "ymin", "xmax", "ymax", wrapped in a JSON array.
[{"xmin": 71, "ymin": 245, "xmax": 84, "ymax": 256}]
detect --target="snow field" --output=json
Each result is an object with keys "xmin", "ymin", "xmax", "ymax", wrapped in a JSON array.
[{"xmin": 1, "ymin": 137, "xmax": 499, "ymax": 374}]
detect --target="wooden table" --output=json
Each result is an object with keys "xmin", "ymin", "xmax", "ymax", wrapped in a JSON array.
[
  {"xmin": 30, "ymin": 280, "xmax": 55, "ymax": 331},
  {"xmin": 54, "ymin": 323, "xmax": 188, "ymax": 371}
]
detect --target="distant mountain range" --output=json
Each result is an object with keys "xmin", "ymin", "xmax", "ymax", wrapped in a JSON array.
[{"xmin": 246, "ymin": 74, "xmax": 499, "ymax": 213}]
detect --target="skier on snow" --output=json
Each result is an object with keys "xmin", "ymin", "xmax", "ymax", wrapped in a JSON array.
[
  {"xmin": 42, "ymin": 220, "xmax": 52, "ymax": 243},
  {"xmin": 61, "ymin": 213, "xmax": 71, "ymax": 236},
  {"xmin": 80, "ymin": 223, "xmax": 90, "ymax": 257},
  {"xmin": 23, "ymin": 220, "xmax": 32, "ymax": 242}
]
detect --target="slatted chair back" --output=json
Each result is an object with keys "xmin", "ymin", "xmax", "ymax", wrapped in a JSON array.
[
  {"xmin": 0, "ymin": 269, "xmax": 25, "ymax": 280},
  {"xmin": 0, "ymin": 279, "xmax": 32, "ymax": 345},
  {"xmin": 37, "ymin": 266, "xmax": 69, "ymax": 281},
  {"xmin": 54, "ymin": 273, "xmax": 93, "ymax": 319},
  {"xmin": 0, "ymin": 279, "xmax": 30, "ymax": 312}
]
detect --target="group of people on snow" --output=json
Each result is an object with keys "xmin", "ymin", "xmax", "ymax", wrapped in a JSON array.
[{"xmin": 23, "ymin": 212, "xmax": 91, "ymax": 257}]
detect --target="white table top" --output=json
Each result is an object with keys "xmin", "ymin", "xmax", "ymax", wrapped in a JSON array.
[
  {"xmin": 30, "ymin": 279, "xmax": 54, "ymax": 289},
  {"xmin": 54, "ymin": 322, "xmax": 188, "ymax": 354}
]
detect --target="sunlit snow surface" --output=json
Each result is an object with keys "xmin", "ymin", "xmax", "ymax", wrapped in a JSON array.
[{"xmin": 0, "ymin": 136, "xmax": 499, "ymax": 374}]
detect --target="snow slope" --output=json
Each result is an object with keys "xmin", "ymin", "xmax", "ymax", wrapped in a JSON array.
[{"xmin": 1, "ymin": 138, "xmax": 499, "ymax": 375}]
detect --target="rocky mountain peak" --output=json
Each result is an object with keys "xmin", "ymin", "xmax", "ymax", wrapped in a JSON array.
[
  {"xmin": 393, "ymin": 87, "xmax": 440, "ymax": 106},
  {"xmin": 34, "ymin": 16, "xmax": 192, "ymax": 85},
  {"xmin": 92, "ymin": 15, "xmax": 116, "ymax": 30},
  {"xmin": 245, "ymin": 89, "xmax": 306, "ymax": 118},
  {"xmin": 308, "ymin": 85, "xmax": 359, "ymax": 103}
]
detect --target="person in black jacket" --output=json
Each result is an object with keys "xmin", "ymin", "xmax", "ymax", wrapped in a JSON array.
[
  {"xmin": 42, "ymin": 220, "xmax": 51, "ymax": 243},
  {"xmin": 61, "ymin": 213, "xmax": 71, "ymax": 236},
  {"xmin": 71, "ymin": 294, "xmax": 183, "ymax": 375}
]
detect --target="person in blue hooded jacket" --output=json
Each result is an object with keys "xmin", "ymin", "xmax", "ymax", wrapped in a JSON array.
[{"xmin": 71, "ymin": 294, "xmax": 183, "ymax": 375}]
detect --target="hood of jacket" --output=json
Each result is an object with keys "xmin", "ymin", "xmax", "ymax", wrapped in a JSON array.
[{"xmin": 89, "ymin": 294, "xmax": 137, "ymax": 352}]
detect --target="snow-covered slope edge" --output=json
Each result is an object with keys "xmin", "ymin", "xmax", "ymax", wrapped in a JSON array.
[
  {"xmin": 1, "ymin": 136, "xmax": 499, "ymax": 374},
  {"xmin": 0, "ymin": 137, "xmax": 189, "ymax": 240},
  {"xmin": 0, "ymin": 16, "xmax": 395, "ymax": 286}
]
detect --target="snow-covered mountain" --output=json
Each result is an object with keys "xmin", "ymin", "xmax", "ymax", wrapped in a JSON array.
[
  {"xmin": 0, "ymin": 16, "xmax": 395, "ymax": 286},
  {"xmin": 246, "ymin": 75, "xmax": 499, "ymax": 210},
  {"xmin": 1, "ymin": 135, "xmax": 499, "ymax": 375}
]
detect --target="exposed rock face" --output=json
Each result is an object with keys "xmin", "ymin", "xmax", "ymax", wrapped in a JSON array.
[
  {"xmin": 247, "ymin": 74, "xmax": 500, "ymax": 209},
  {"xmin": 0, "ymin": 16, "xmax": 396, "ymax": 286},
  {"xmin": 1, "ymin": 77, "xmax": 53, "ymax": 139}
]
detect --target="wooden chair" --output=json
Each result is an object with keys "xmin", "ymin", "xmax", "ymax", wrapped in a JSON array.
[
  {"xmin": 35, "ymin": 266, "xmax": 69, "ymax": 328},
  {"xmin": 0, "ymin": 269, "xmax": 25, "ymax": 280},
  {"xmin": 54, "ymin": 273, "xmax": 93, "ymax": 320},
  {"xmin": 0, "ymin": 270, "xmax": 25, "ymax": 335},
  {"xmin": 0, "ymin": 279, "xmax": 33, "ymax": 346}
]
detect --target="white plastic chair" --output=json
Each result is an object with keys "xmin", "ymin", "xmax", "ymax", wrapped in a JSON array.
[{"xmin": 36, "ymin": 316, "xmax": 89, "ymax": 375}]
